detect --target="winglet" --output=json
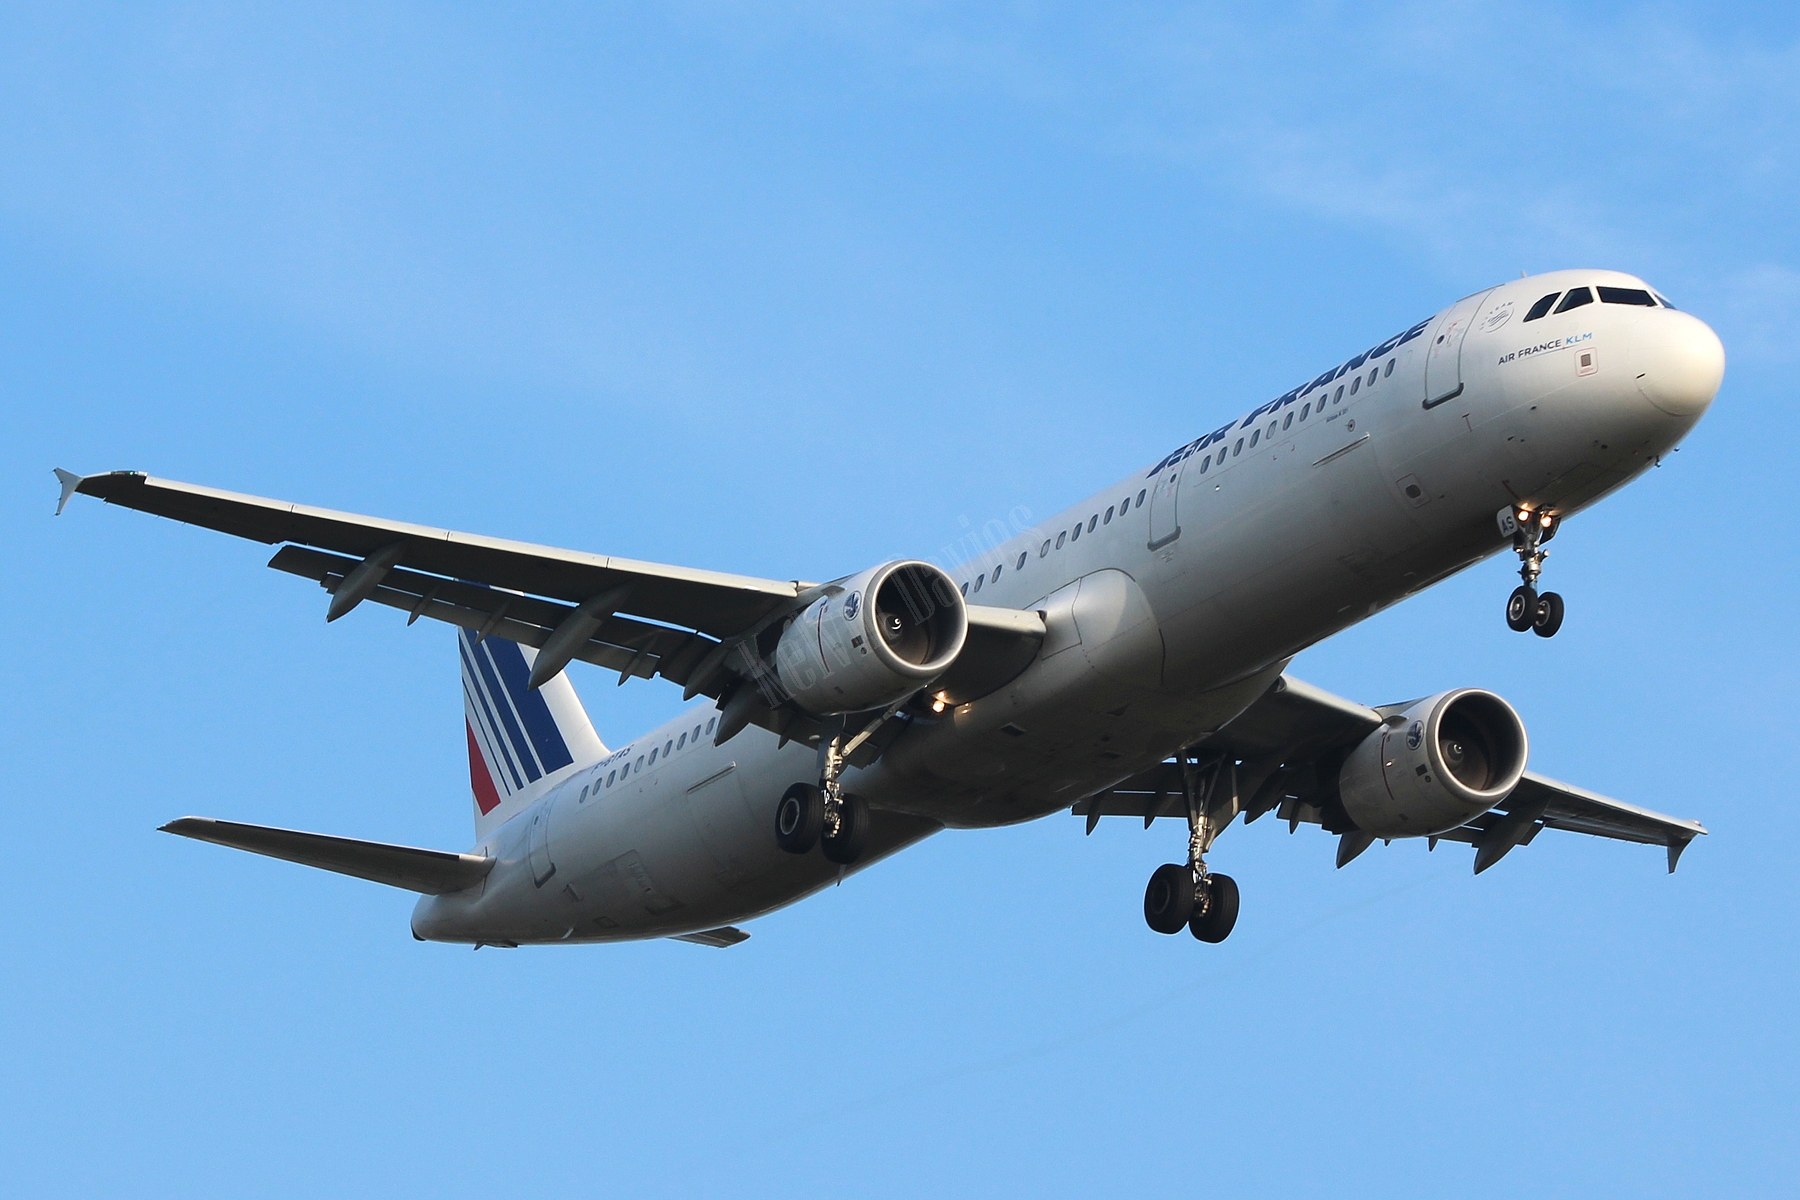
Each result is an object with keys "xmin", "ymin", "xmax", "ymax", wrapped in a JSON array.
[
  {"xmin": 1668, "ymin": 835, "xmax": 1695, "ymax": 874},
  {"xmin": 53, "ymin": 468, "xmax": 85, "ymax": 516}
]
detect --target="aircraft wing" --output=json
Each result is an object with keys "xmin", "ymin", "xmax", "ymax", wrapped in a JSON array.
[
  {"xmin": 1073, "ymin": 674, "xmax": 1706, "ymax": 874},
  {"xmin": 58, "ymin": 469, "xmax": 805, "ymax": 637},
  {"xmin": 55, "ymin": 470, "xmax": 1043, "ymax": 740}
]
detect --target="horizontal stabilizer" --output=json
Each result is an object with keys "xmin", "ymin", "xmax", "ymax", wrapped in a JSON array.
[
  {"xmin": 670, "ymin": 926, "xmax": 750, "ymax": 947},
  {"xmin": 160, "ymin": 817, "xmax": 494, "ymax": 894}
]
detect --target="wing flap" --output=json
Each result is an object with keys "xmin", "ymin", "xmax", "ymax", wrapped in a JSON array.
[
  {"xmin": 268, "ymin": 545, "xmax": 718, "ymax": 689},
  {"xmin": 161, "ymin": 817, "xmax": 495, "ymax": 894}
]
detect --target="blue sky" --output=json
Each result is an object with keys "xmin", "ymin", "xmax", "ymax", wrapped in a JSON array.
[{"xmin": 4, "ymin": 5, "xmax": 1797, "ymax": 1196}]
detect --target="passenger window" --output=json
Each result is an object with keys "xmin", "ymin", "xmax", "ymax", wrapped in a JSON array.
[
  {"xmin": 1087, "ymin": 515, "xmax": 1098, "ymax": 533},
  {"xmin": 649, "ymin": 748, "xmax": 658, "ymax": 764},
  {"xmin": 1301, "ymin": 402, "xmax": 1310, "ymax": 419},
  {"xmin": 1367, "ymin": 368, "xmax": 1377, "ymax": 386},
  {"xmin": 1136, "ymin": 489, "xmax": 1146, "ymax": 505},
  {"xmin": 677, "ymin": 733, "xmax": 686, "ymax": 749},
  {"xmin": 1384, "ymin": 358, "xmax": 1395, "ymax": 376},
  {"xmin": 635, "ymin": 756, "xmax": 644, "ymax": 770},
  {"xmin": 1283, "ymin": 412, "xmax": 1293, "ymax": 430},
  {"xmin": 1016, "ymin": 551, "xmax": 1027, "ymax": 569},
  {"xmin": 1070, "ymin": 523, "xmax": 1081, "ymax": 542},
  {"xmin": 972, "ymin": 575, "xmax": 983, "ymax": 594},
  {"xmin": 1119, "ymin": 496, "xmax": 1130, "ymax": 514},
  {"xmin": 1523, "ymin": 292, "xmax": 1561, "ymax": 321},
  {"xmin": 1554, "ymin": 287, "xmax": 1594, "ymax": 313},
  {"xmin": 1249, "ymin": 430, "xmax": 1260, "ymax": 448},
  {"xmin": 580, "ymin": 784, "xmax": 590, "ymax": 802},
  {"xmin": 1104, "ymin": 506, "xmax": 1114, "ymax": 524},
  {"xmin": 1039, "ymin": 539, "xmax": 1051, "ymax": 557},
  {"xmin": 1334, "ymin": 385, "xmax": 1345, "ymax": 402},
  {"xmin": 1350, "ymin": 376, "xmax": 1360, "ymax": 395},
  {"xmin": 706, "ymin": 718, "xmax": 716, "ymax": 734},
  {"xmin": 693, "ymin": 725, "xmax": 702, "ymax": 740},
  {"xmin": 607, "ymin": 769, "xmax": 617, "ymax": 786},
  {"xmin": 960, "ymin": 582, "xmax": 968, "ymax": 596},
  {"xmin": 1233, "ymin": 438, "xmax": 1243, "ymax": 456},
  {"xmin": 1199, "ymin": 457, "xmax": 1210, "ymax": 474},
  {"xmin": 1598, "ymin": 286, "xmax": 1656, "ymax": 306},
  {"xmin": 1056, "ymin": 531, "xmax": 1067, "ymax": 549},
  {"xmin": 992, "ymin": 565, "xmax": 1003, "ymax": 582}
]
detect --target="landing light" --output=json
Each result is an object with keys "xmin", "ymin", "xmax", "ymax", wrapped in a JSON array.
[{"xmin": 931, "ymin": 691, "xmax": 949, "ymax": 713}]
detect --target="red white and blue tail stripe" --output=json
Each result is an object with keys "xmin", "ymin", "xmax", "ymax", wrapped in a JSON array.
[{"xmin": 460, "ymin": 628, "xmax": 605, "ymax": 838}]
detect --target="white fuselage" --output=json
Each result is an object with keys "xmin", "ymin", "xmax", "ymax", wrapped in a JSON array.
[{"xmin": 412, "ymin": 269, "xmax": 1722, "ymax": 946}]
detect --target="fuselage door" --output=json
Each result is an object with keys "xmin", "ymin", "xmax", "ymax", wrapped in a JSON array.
[
  {"xmin": 526, "ymin": 796, "xmax": 556, "ymax": 886},
  {"xmin": 1147, "ymin": 464, "xmax": 1182, "ymax": 550},
  {"xmin": 1423, "ymin": 288, "xmax": 1496, "ymax": 407}
]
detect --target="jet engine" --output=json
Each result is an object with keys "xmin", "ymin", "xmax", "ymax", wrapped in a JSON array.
[
  {"xmin": 774, "ymin": 560, "xmax": 966, "ymax": 716},
  {"xmin": 1338, "ymin": 689, "xmax": 1528, "ymax": 837}
]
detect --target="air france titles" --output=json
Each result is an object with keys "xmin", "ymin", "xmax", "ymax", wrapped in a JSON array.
[
  {"xmin": 1147, "ymin": 317, "xmax": 1433, "ymax": 477},
  {"xmin": 1497, "ymin": 330, "xmax": 1593, "ymax": 367}
]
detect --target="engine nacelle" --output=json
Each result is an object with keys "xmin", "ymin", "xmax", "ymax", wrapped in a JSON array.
[
  {"xmin": 774, "ymin": 560, "xmax": 966, "ymax": 716},
  {"xmin": 1338, "ymin": 689, "xmax": 1528, "ymax": 837}
]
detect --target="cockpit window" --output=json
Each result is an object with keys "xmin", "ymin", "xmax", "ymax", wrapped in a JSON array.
[
  {"xmin": 1554, "ymin": 287, "xmax": 1594, "ymax": 314},
  {"xmin": 1523, "ymin": 292, "xmax": 1561, "ymax": 322},
  {"xmin": 1653, "ymin": 292, "xmax": 1677, "ymax": 310},
  {"xmin": 1598, "ymin": 286, "xmax": 1656, "ymax": 307}
]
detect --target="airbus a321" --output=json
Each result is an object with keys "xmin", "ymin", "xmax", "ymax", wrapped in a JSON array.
[{"xmin": 57, "ymin": 269, "xmax": 1723, "ymax": 948}]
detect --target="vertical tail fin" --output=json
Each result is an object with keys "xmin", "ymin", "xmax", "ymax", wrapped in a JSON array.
[{"xmin": 460, "ymin": 628, "xmax": 606, "ymax": 840}]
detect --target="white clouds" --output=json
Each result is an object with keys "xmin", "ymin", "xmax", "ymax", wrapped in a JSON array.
[
  {"xmin": 761, "ymin": 3, "xmax": 1799, "ymax": 296},
  {"xmin": 0, "ymin": 0, "xmax": 1792, "ymax": 393}
]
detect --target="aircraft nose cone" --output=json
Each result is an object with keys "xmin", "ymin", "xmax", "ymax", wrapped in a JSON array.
[{"xmin": 1631, "ymin": 311, "xmax": 1725, "ymax": 417}]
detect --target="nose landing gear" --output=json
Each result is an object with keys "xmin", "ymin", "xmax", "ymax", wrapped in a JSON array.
[
  {"xmin": 1142, "ymin": 754, "xmax": 1241, "ymax": 943},
  {"xmin": 1503, "ymin": 506, "xmax": 1565, "ymax": 638}
]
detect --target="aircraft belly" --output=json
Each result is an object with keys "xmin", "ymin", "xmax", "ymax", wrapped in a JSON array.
[{"xmin": 419, "ymin": 731, "xmax": 947, "ymax": 944}]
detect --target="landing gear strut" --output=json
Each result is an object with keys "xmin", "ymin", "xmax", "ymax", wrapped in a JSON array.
[
  {"xmin": 1142, "ymin": 753, "xmax": 1240, "ymax": 943},
  {"xmin": 773, "ymin": 722, "xmax": 870, "ymax": 864},
  {"xmin": 1504, "ymin": 506, "xmax": 1565, "ymax": 638}
]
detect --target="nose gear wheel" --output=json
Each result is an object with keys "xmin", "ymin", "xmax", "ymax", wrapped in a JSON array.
[
  {"xmin": 1531, "ymin": 591, "xmax": 1565, "ymax": 638},
  {"xmin": 1506, "ymin": 585, "xmax": 1536, "ymax": 632}
]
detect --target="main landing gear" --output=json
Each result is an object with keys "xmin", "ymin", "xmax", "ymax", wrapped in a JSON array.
[
  {"xmin": 1504, "ymin": 506, "xmax": 1565, "ymax": 638},
  {"xmin": 1143, "ymin": 754, "xmax": 1240, "ymax": 943},
  {"xmin": 774, "ymin": 726, "xmax": 869, "ymax": 865}
]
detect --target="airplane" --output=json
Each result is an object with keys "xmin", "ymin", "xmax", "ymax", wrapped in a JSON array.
[{"xmin": 54, "ymin": 267, "xmax": 1724, "ymax": 949}]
